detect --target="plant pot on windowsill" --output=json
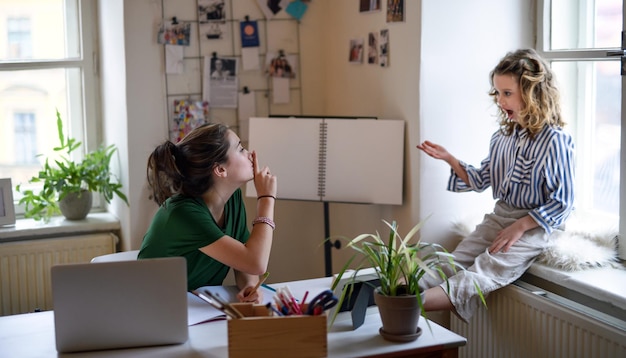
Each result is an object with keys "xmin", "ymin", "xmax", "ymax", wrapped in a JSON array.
[
  {"xmin": 16, "ymin": 110, "xmax": 128, "ymax": 222},
  {"xmin": 58, "ymin": 190, "xmax": 93, "ymax": 220}
]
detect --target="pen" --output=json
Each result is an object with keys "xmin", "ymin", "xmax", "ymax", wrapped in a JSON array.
[
  {"xmin": 261, "ymin": 283, "xmax": 276, "ymax": 292},
  {"xmin": 248, "ymin": 272, "xmax": 270, "ymax": 297}
]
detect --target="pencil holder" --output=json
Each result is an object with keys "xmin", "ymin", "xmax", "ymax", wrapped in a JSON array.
[{"xmin": 227, "ymin": 303, "xmax": 327, "ymax": 358}]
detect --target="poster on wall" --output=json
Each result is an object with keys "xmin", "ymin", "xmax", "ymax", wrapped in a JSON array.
[
  {"xmin": 204, "ymin": 56, "xmax": 239, "ymax": 108},
  {"xmin": 170, "ymin": 100, "xmax": 210, "ymax": 143}
]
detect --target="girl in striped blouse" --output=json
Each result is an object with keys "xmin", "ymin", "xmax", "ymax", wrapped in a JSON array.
[{"xmin": 417, "ymin": 48, "xmax": 575, "ymax": 322}]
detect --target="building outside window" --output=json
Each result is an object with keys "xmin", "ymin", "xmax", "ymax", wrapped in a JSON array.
[
  {"xmin": 7, "ymin": 17, "xmax": 32, "ymax": 59},
  {"xmin": 13, "ymin": 112, "xmax": 37, "ymax": 165}
]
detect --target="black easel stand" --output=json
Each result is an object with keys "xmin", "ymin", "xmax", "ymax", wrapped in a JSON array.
[{"xmin": 323, "ymin": 201, "xmax": 341, "ymax": 277}]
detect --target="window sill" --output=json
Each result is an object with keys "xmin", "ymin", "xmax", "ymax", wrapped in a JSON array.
[
  {"xmin": 521, "ymin": 262, "xmax": 626, "ymax": 323},
  {"xmin": 0, "ymin": 212, "xmax": 121, "ymax": 243}
]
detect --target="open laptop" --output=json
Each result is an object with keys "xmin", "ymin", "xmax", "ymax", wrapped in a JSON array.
[{"xmin": 51, "ymin": 257, "xmax": 189, "ymax": 353}]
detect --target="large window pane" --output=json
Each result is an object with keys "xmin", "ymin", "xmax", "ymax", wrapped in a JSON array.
[
  {"xmin": 0, "ymin": 68, "xmax": 84, "ymax": 191},
  {"xmin": 552, "ymin": 60, "xmax": 621, "ymax": 215},
  {"xmin": 0, "ymin": 0, "xmax": 80, "ymax": 61},
  {"xmin": 551, "ymin": 0, "xmax": 622, "ymax": 50}
]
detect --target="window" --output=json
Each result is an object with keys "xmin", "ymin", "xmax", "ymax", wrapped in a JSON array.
[
  {"xmin": 7, "ymin": 17, "xmax": 32, "ymax": 59},
  {"xmin": 0, "ymin": 0, "xmax": 99, "ymax": 216},
  {"xmin": 14, "ymin": 112, "xmax": 37, "ymax": 164},
  {"xmin": 537, "ymin": 0, "xmax": 622, "ymax": 230}
]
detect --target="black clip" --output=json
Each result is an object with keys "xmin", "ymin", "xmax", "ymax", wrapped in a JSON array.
[
  {"xmin": 243, "ymin": 86, "xmax": 250, "ymax": 94},
  {"xmin": 172, "ymin": 17, "xmax": 178, "ymax": 25},
  {"xmin": 212, "ymin": 52, "xmax": 217, "ymax": 59},
  {"xmin": 244, "ymin": 15, "xmax": 250, "ymax": 22},
  {"xmin": 279, "ymin": 49, "xmax": 285, "ymax": 57}
]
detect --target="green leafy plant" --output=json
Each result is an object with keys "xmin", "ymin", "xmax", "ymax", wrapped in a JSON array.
[
  {"xmin": 16, "ymin": 110, "xmax": 128, "ymax": 222},
  {"xmin": 329, "ymin": 218, "xmax": 486, "ymax": 326}
]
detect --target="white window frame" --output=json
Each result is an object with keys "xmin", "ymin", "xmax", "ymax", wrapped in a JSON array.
[
  {"xmin": 537, "ymin": 0, "xmax": 624, "ymax": 259},
  {"xmin": 1, "ymin": 0, "xmax": 100, "ymax": 216}
]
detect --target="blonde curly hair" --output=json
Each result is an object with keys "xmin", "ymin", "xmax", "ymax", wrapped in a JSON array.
[{"xmin": 489, "ymin": 48, "xmax": 565, "ymax": 137}]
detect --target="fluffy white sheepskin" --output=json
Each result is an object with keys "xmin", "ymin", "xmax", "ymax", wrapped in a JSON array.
[{"xmin": 451, "ymin": 213, "xmax": 619, "ymax": 272}]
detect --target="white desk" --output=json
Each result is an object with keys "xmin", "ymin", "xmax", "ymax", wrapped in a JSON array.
[{"xmin": 0, "ymin": 277, "xmax": 466, "ymax": 358}]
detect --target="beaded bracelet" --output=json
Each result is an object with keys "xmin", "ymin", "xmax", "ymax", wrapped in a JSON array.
[
  {"xmin": 252, "ymin": 216, "xmax": 276, "ymax": 230},
  {"xmin": 257, "ymin": 195, "xmax": 277, "ymax": 201}
]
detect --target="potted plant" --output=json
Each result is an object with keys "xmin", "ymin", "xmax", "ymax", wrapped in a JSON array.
[
  {"xmin": 16, "ymin": 110, "xmax": 128, "ymax": 222},
  {"xmin": 330, "ymin": 218, "xmax": 485, "ymax": 342}
]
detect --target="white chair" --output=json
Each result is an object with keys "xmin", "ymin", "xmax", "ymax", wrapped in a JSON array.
[{"xmin": 91, "ymin": 250, "xmax": 140, "ymax": 263}]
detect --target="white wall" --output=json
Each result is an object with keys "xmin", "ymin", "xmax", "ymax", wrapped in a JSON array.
[
  {"xmin": 98, "ymin": 0, "xmax": 533, "ymax": 282},
  {"xmin": 419, "ymin": 0, "xmax": 534, "ymax": 248}
]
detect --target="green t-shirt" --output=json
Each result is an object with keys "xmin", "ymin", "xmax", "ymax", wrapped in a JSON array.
[{"xmin": 138, "ymin": 188, "xmax": 250, "ymax": 290}]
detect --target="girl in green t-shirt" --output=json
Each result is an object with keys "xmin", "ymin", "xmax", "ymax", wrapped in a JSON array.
[{"xmin": 139, "ymin": 123, "xmax": 277, "ymax": 303}]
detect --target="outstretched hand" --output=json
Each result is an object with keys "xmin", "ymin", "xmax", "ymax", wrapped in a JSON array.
[
  {"xmin": 252, "ymin": 150, "xmax": 277, "ymax": 197},
  {"xmin": 416, "ymin": 140, "xmax": 451, "ymax": 161}
]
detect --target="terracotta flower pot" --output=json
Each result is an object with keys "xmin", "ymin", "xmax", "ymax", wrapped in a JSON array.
[
  {"xmin": 373, "ymin": 287, "xmax": 423, "ymax": 342},
  {"xmin": 59, "ymin": 190, "xmax": 92, "ymax": 220}
]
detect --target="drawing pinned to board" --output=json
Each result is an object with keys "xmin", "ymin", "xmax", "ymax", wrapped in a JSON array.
[
  {"xmin": 367, "ymin": 32, "xmax": 378, "ymax": 64},
  {"xmin": 266, "ymin": 52, "xmax": 296, "ymax": 79},
  {"xmin": 360, "ymin": 0, "xmax": 381, "ymax": 12},
  {"xmin": 386, "ymin": 0, "xmax": 404, "ymax": 23},
  {"xmin": 157, "ymin": 21, "xmax": 191, "ymax": 46},
  {"xmin": 256, "ymin": 0, "xmax": 289, "ymax": 19},
  {"xmin": 349, "ymin": 39, "xmax": 364, "ymax": 64},
  {"xmin": 379, "ymin": 29, "xmax": 389, "ymax": 67},
  {"xmin": 199, "ymin": 21, "xmax": 227, "ymax": 40},
  {"xmin": 170, "ymin": 100, "xmax": 210, "ymax": 143}
]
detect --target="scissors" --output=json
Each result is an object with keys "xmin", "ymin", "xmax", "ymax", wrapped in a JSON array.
[{"xmin": 306, "ymin": 290, "xmax": 338, "ymax": 315}]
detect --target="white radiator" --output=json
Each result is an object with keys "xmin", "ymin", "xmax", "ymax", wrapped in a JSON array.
[
  {"xmin": 0, "ymin": 233, "xmax": 117, "ymax": 316},
  {"xmin": 450, "ymin": 283, "xmax": 626, "ymax": 358}
]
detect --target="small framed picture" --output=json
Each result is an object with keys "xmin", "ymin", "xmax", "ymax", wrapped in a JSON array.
[{"xmin": 0, "ymin": 178, "xmax": 16, "ymax": 226}]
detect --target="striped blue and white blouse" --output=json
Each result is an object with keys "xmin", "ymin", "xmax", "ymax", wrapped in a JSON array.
[{"xmin": 447, "ymin": 125, "xmax": 575, "ymax": 234}]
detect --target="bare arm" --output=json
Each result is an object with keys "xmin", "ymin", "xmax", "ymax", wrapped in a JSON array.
[{"xmin": 199, "ymin": 150, "xmax": 277, "ymax": 275}]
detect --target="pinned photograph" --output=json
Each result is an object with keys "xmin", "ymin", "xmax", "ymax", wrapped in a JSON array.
[
  {"xmin": 349, "ymin": 38, "xmax": 364, "ymax": 64},
  {"xmin": 198, "ymin": 0, "xmax": 226, "ymax": 22},
  {"xmin": 157, "ymin": 21, "xmax": 191, "ymax": 46},
  {"xmin": 379, "ymin": 29, "xmax": 389, "ymax": 67},
  {"xmin": 266, "ymin": 52, "xmax": 297, "ymax": 79},
  {"xmin": 367, "ymin": 32, "xmax": 378, "ymax": 64},
  {"xmin": 386, "ymin": 0, "xmax": 405, "ymax": 23},
  {"xmin": 360, "ymin": 0, "xmax": 381, "ymax": 13},
  {"xmin": 210, "ymin": 57, "xmax": 237, "ymax": 80}
]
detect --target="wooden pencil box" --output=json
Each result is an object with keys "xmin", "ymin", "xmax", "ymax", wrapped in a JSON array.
[{"xmin": 227, "ymin": 303, "xmax": 327, "ymax": 358}]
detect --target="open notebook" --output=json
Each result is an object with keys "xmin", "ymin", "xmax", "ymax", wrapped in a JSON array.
[{"xmin": 51, "ymin": 257, "xmax": 189, "ymax": 353}]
